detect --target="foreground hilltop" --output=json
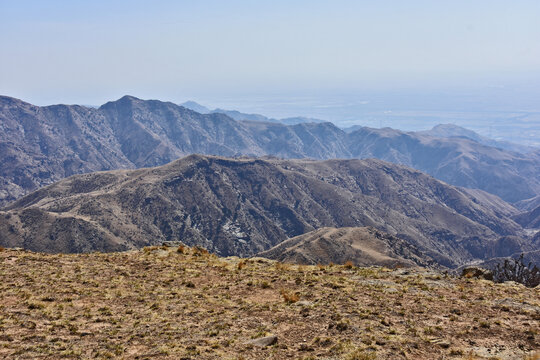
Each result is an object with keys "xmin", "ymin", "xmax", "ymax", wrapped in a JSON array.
[
  {"xmin": 0, "ymin": 155, "xmax": 531, "ymax": 268},
  {"xmin": 0, "ymin": 246, "xmax": 537, "ymax": 359}
]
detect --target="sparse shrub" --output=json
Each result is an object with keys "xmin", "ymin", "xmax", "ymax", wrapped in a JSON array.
[
  {"xmin": 280, "ymin": 288, "xmax": 299, "ymax": 303},
  {"xmin": 479, "ymin": 320, "xmax": 490, "ymax": 329},
  {"xmin": 335, "ymin": 321, "xmax": 349, "ymax": 332},
  {"xmin": 275, "ymin": 262, "xmax": 290, "ymax": 271},
  {"xmin": 461, "ymin": 267, "xmax": 493, "ymax": 280},
  {"xmin": 143, "ymin": 246, "xmax": 157, "ymax": 253},
  {"xmin": 449, "ymin": 348, "xmax": 464, "ymax": 356},
  {"xmin": 260, "ymin": 281, "xmax": 271, "ymax": 289},
  {"xmin": 193, "ymin": 246, "xmax": 209, "ymax": 256},
  {"xmin": 492, "ymin": 254, "xmax": 540, "ymax": 288},
  {"xmin": 26, "ymin": 301, "xmax": 44, "ymax": 310},
  {"xmin": 345, "ymin": 348, "xmax": 376, "ymax": 360}
]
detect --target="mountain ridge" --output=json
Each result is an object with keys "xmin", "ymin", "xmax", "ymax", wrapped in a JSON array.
[{"xmin": 1, "ymin": 95, "xmax": 539, "ymax": 207}]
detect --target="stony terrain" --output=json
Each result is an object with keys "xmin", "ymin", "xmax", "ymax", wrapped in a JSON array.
[
  {"xmin": 0, "ymin": 155, "xmax": 531, "ymax": 267},
  {"xmin": 0, "ymin": 246, "xmax": 538, "ymax": 359},
  {"xmin": 2, "ymin": 95, "xmax": 539, "ymax": 206}
]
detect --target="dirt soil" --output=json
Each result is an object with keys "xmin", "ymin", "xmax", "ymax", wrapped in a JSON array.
[{"xmin": 0, "ymin": 246, "xmax": 538, "ymax": 359}]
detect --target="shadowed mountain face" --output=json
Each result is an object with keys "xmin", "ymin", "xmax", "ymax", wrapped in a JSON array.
[
  {"xmin": 1, "ymin": 95, "xmax": 539, "ymax": 206},
  {"xmin": 514, "ymin": 195, "xmax": 540, "ymax": 211},
  {"xmin": 0, "ymin": 155, "xmax": 532, "ymax": 267},
  {"xmin": 512, "ymin": 205, "xmax": 540, "ymax": 229},
  {"xmin": 257, "ymin": 226, "xmax": 437, "ymax": 268}
]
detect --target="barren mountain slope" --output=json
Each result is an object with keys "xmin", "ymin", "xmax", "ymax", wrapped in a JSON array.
[
  {"xmin": 347, "ymin": 127, "xmax": 540, "ymax": 203},
  {"xmin": 0, "ymin": 96, "xmax": 132, "ymax": 205},
  {"xmin": 257, "ymin": 226, "xmax": 436, "ymax": 268},
  {"xmin": 0, "ymin": 155, "xmax": 530, "ymax": 267},
  {"xmin": 513, "ymin": 205, "xmax": 540, "ymax": 229},
  {"xmin": 515, "ymin": 195, "xmax": 540, "ymax": 211}
]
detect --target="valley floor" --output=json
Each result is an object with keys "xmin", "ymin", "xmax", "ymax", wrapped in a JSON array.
[{"xmin": 0, "ymin": 246, "xmax": 538, "ymax": 359}]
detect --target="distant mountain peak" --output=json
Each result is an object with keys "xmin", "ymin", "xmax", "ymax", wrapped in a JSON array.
[
  {"xmin": 180, "ymin": 100, "xmax": 211, "ymax": 114},
  {"xmin": 419, "ymin": 123, "xmax": 534, "ymax": 154},
  {"xmin": 117, "ymin": 95, "xmax": 142, "ymax": 102}
]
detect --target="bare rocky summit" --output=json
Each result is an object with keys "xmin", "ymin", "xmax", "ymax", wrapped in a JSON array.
[{"xmin": 0, "ymin": 155, "xmax": 532, "ymax": 267}]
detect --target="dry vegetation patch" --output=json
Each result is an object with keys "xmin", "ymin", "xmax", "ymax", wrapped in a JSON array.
[{"xmin": 0, "ymin": 247, "xmax": 538, "ymax": 359}]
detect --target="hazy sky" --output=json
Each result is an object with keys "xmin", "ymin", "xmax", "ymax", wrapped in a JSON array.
[{"xmin": 1, "ymin": 0, "xmax": 539, "ymax": 106}]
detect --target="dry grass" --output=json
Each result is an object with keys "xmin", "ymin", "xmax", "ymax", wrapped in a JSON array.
[
  {"xmin": 0, "ymin": 247, "xmax": 538, "ymax": 359},
  {"xmin": 279, "ymin": 288, "xmax": 299, "ymax": 304}
]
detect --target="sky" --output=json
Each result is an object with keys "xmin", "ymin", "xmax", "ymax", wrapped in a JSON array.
[{"xmin": 1, "ymin": 0, "xmax": 540, "ymax": 108}]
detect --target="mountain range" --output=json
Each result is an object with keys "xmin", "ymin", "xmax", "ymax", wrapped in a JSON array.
[
  {"xmin": 180, "ymin": 100, "xmax": 326, "ymax": 125},
  {"xmin": 0, "ymin": 154, "xmax": 534, "ymax": 268},
  {"xmin": 1, "ymin": 95, "xmax": 539, "ymax": 208}
]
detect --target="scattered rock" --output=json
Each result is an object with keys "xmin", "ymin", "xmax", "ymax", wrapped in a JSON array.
[
  {"xmin": 0, "ymin": 334, "xmax": 13, "ymax": 342},
  {"xmin": 461, "ymin": 267, "xmax": 493, "ymax": 281},
  {"xmin": 161, "ymin": 241, "xmax": 185, "ymax": 247},
  {"xmin": 424, "ymin": 280, "xmax": 454, "ymax": 289},
  {"xmin": 154, "ymin": 249, "xmax": 169, "ymax": 257},
  {"xmin": 245, "ymin": 335, "xmax": 278, "ymax": 348},
  {"xmin": 298, "ymin": 343, "xmax": 314, "ymax": 351},
  {"xmin": 21, "ymin": 320, "xmax": 36, "ymax": 329},
  {"xmin": 430, "ymin": 338, "xmax": 451, "ymax": 348},
  {"xmin": 493, "ymin": 298, "xmax": 540, "ymax": 314},
  {"xmin": 248, "ymin": 257, "xmax": 275, "ymax": 264}
]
